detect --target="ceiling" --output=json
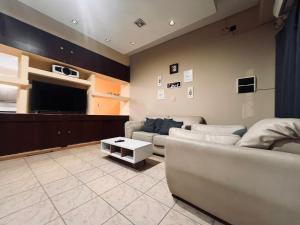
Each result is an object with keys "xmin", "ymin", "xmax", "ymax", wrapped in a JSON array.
[{"xmin": 18, "ymin": 0, "xmax": 259, "ymax": 55}]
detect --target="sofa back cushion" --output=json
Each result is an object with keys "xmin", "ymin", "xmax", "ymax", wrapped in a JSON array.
[
  {"xmin": 191, "ymin": 124, "xmax": 247, "ymax": 136},
  {"xmin": 146, "ymin": 116, "xmax": 205, "ymax": 129},
  {"xmin": 238, "ymin": 118, "xmax": 300, "ymax": 149},
  {"xmin": 171, "ymin": 116, "xmax": 205, "ymax": 129},
  {"xmin": 159, "ymin": 119, "xmax": 184, "ymax": 135},
  {"xmin": 169, "ymin": 128, "xmax": 241, "ymax": 145}
]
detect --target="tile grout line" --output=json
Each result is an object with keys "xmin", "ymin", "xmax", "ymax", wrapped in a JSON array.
[
  {"xmin": 51, "ymin": 151, "xmax": 175, "ymax": 225},
  {"xmin": 55, "ymin": 157, "xmax": 165, "ymax": 224},
  {"xmin": 24, "ymin": 157, "xmax": 68, "ymax": 225},
  {"xmin": 0, "ymin": 146, "xmax": 176, "ymax": 225}
]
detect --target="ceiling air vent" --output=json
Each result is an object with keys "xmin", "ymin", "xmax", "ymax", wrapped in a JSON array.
[{"xmin": 134, "ymin": 18, "xmax": 146, "ymax": 28}]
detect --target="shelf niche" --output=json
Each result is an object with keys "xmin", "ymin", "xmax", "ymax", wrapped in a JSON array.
[{"xmin": 90, "ymin": 77, "xmax": 130, "ymax": 116}]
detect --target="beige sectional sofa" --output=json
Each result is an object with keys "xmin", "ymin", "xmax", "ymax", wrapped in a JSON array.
[
  {"xmin": 165, "ymin": 118, "xmax": 300, "ymax": 225},
  {"xmin": 125, "ymin": 116, "xmax": 205, "ymax": 155}
]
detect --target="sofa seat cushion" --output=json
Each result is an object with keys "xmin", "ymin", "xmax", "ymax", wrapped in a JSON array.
[
  {"xmin": 169, "ymin": 128, "xmax": 241, "ymax": 145},
  {"xmin": 153, "ymin": 135, "xmax": 168, "ymax": 147},
  {"xmin": 132, "ymin": 131, "xmax": 156, "ymax": 143},
  {"xmin": 238, "ymin": 118, "xmax": 300, "ymax": 149}
]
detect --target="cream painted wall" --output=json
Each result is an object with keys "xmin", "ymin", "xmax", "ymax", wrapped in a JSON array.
[
  {"xmin": 0, "ymin": 0, "xmax": 129, "ymax": 66},
  {"xmin": 130, "ymin": 9, "xmax": 276, "ymax": 127}
]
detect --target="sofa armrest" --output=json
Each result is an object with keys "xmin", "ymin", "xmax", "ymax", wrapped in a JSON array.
[
  {"xmin": 165, "ymin": 137, "xmax": 300, "ymax": 225},
  {"xmin": 125, "ymin": 121, "xmax": 144, "ymax": 138}
]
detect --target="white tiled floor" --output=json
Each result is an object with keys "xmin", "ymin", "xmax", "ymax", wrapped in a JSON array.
[{"xmin": 0, "ymin": 144, "xmax": 226, "ymax": 225}]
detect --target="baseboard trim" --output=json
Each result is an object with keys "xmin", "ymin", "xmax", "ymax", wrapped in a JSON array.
[
  {"xmin": 0, "ymin": 141, "xmax": 100, "ymax": 161},
  {"xmin": 172, "ymin": 194, "xmax": 231, "ymax": 225}
]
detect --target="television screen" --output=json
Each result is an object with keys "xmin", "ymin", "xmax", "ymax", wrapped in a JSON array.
[{"xmin": 31, "ymin": 81, "xmax": 87, "ymax": 113}]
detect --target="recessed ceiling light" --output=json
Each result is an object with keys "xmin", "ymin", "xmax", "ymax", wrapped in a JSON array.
[
  {"xmin": 105, "ymin": 38, "xmax": 111, "ymax": 42},
  {"xmin": 71, "ymin": 19, "xmax": 79, "ymax": 25},
  {"xmin": 130, "ymin": 42, "xmax": 136, "ymax": 45},
  {"xmin": 169, "ymin": 20, "xmax": 175, "ymax": 26}
]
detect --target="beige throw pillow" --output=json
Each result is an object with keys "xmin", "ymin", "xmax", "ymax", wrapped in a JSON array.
[{"xmin": 238, "ymin": 118, "xmax": 300, "ymax": 149}]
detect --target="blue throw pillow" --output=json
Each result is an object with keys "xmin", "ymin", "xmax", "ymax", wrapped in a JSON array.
[
  {"xmin": 158, "ymin": 119, "xmax": 183, "ymax": 135},
  {"xmin": 233, "ymin": 128, "xmax": 248, "ymax": 137},
  {"xmin": 143, "ymin": 118, "xmax": 156, "ymax": 132},
  {"xmin": 154, "ymin": 118, "xmax": 164, "ymax": 133}
]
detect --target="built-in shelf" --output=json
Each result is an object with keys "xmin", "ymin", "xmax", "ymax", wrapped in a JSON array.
[
  {"xmin": 28, "ymin": 67, "xmax": 91, "ymax": 87},
  {"xmin": 0, "ymin": 76, "xmax": 29, "ymax": 87},
  {"xmin": 91, "ymin": 92, "xmax": 130, "ymax": 101}
]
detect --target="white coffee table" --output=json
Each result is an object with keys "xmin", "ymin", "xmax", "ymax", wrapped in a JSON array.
[{"xmin": 100, "ymin": 137, "xmax": 153, "ymax": 166}]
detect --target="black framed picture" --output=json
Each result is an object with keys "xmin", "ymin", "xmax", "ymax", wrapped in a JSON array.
[
  {"xmin": 167, "ymin": 82, "xmax": 181, "ymax": 89},
  {"xmin": 169, "ymin": 63, "xmax": 179, "ymax": 74}
]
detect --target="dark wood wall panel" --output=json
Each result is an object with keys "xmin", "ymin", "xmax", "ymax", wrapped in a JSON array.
[
  {"xmin": 0, "ymin": 12, "xmax": 130, "ymax": 82},
  {"xmin": 0, "ymin": 114, "xmax": 128, "ymax": 156}
]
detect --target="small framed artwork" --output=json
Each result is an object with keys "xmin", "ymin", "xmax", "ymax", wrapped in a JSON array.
[
  {"xmin": 187, "ymin": 86, "xmax": 194, "ymax": 98},
  {"xmin": 157, "ymin": 75, "xmax": 162, "ymax": 87},
  {"xmin": 167, "ymin": 82, "xmax": 181, "ymax": 89},
  {"xmin": 157, "ymin": 89, "xmax": 165, "ymax": 100},
  {"xmin": 170, "ymin": 63, "xmax": 179, "ymax": 74}
]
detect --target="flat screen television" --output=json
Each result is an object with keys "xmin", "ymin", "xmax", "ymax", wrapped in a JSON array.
[{"xmin": 30, "ymin": 81, "xmax": 87, "ymax": 114}]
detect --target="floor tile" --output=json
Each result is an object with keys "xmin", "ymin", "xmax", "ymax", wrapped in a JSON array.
[
  {"xmin": 161, "ymin": 177, "xmax": 167, "ymax": 183},
  {"xmin": 0, "ymin": 158, "xmax": 27, "ymax": 170},
  {"xmin": 0, "ymin": 175, "xmax": 40, "ymax": 200},
  {"xmin": 173, "ymin": 200, "xmax": 214, "ymax": 225},
  {"xmin": 36, "ymin": 167, "xmax": 70, "ymax": 185},
  {"xmin": 0, "ymin": 199, "xmax": 59, "ymax": 225},
  {"xmin": 143, "ymin": 166, "xmax": 165, "ymax": 180},
  {"xmin": 0, "ymin": 186, "xmax": 47, "ymax": 218},
  {"xmin": 111, "ymin": 168, "xmax": 139, "ymax": 182},
  {"xmin": 126, "ymin": 174, "xmax": 159, "ymax": 193},
  {"xmin": 25, "ymin": 154, "xmax": 51, "ymax": 164},
  {"xmin": 64, "ymin": 162, "xmax": 94, "ymax": 174},
  {"xmin": 148, "ymin": 155, "xmax": 165, "ymax": 163},
  {"xmin": 0, "ymin": 171, "xmax": 35, "ymax": 186},
  {"xmin": 56, "ymin": 156, "xmax": 82, "ymax": 167},
  {"xmin": 31, "ymin": 163, "xmax": 63, "ymax": 176},
  {"xmin": 146, "ymin": 181, "xmax": 176, "ymax": 208},
  {"xmin": 0, "ymin": 165, "xmax": 31, "ymax": 177},
  {"xmin": 121, "ymin": 194, "xmax": 169, "ymax": 225},
  {"xmin": 44, "ymin": 176, "xmax": 82, "ymax": 197},
  {"xmin": 47, "ymin": 150, "xmax": 73, "ymax": 159},
  {"xmin": 75, "ymin": 168, "xmax": 106, "ymax": 183},
  {"xmin": 28, "ymin": 159, "xmax": 57, "ymax": 170},
  {"xmin": 103, "ymin": 213, "xmax": 133, "ymax": 225},
  {"xmin": 51, "ymin": 185, "xmax": 97, "ymax": 215},
  {"xmin": 74, "ymin": 152, "xmax": 98, "ymax": 162},
  {"xmin": 160, "ymin": 209, "xmax": 201, "ymax": 225},
  {"xmin": 99, "ymin": 163, "xmax": 123, "ymax": 174},
  {"xmin": 88, "ymin": 158, "xmax": 111, "ymax": 167},
  {"xmin": 86, "ymin": 175, "xmax": 122, "ymax": 195},
  {"xmin": 102, "ymin": 183, "xmax": 142, "ymax": 211},
  {"xmin": 63, "ymin": 197, "xmax": 116, "ymax": 225},
  {"xmin": 46, "ymin": 217, "xmax": 66, "ymax": 225}
]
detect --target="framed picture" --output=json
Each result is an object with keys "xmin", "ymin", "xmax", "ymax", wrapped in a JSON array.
[
  {"xmin": 157, "ymin": 89, "xmax": 165, "ymax": 99},
  {"xmin": 169, "ymin": 63, "xmax": 179, "ymax": 74},
  {"xmin": 167, "ymin": 82, "xmax": 181, "ymax": 89},
  {"xmin": 187, "ymin": 86, "xmax": 194, "ymax": 98},
  {"xmin": 157, "ymin": 75, "xmax": 162, "ymax": 87}
]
